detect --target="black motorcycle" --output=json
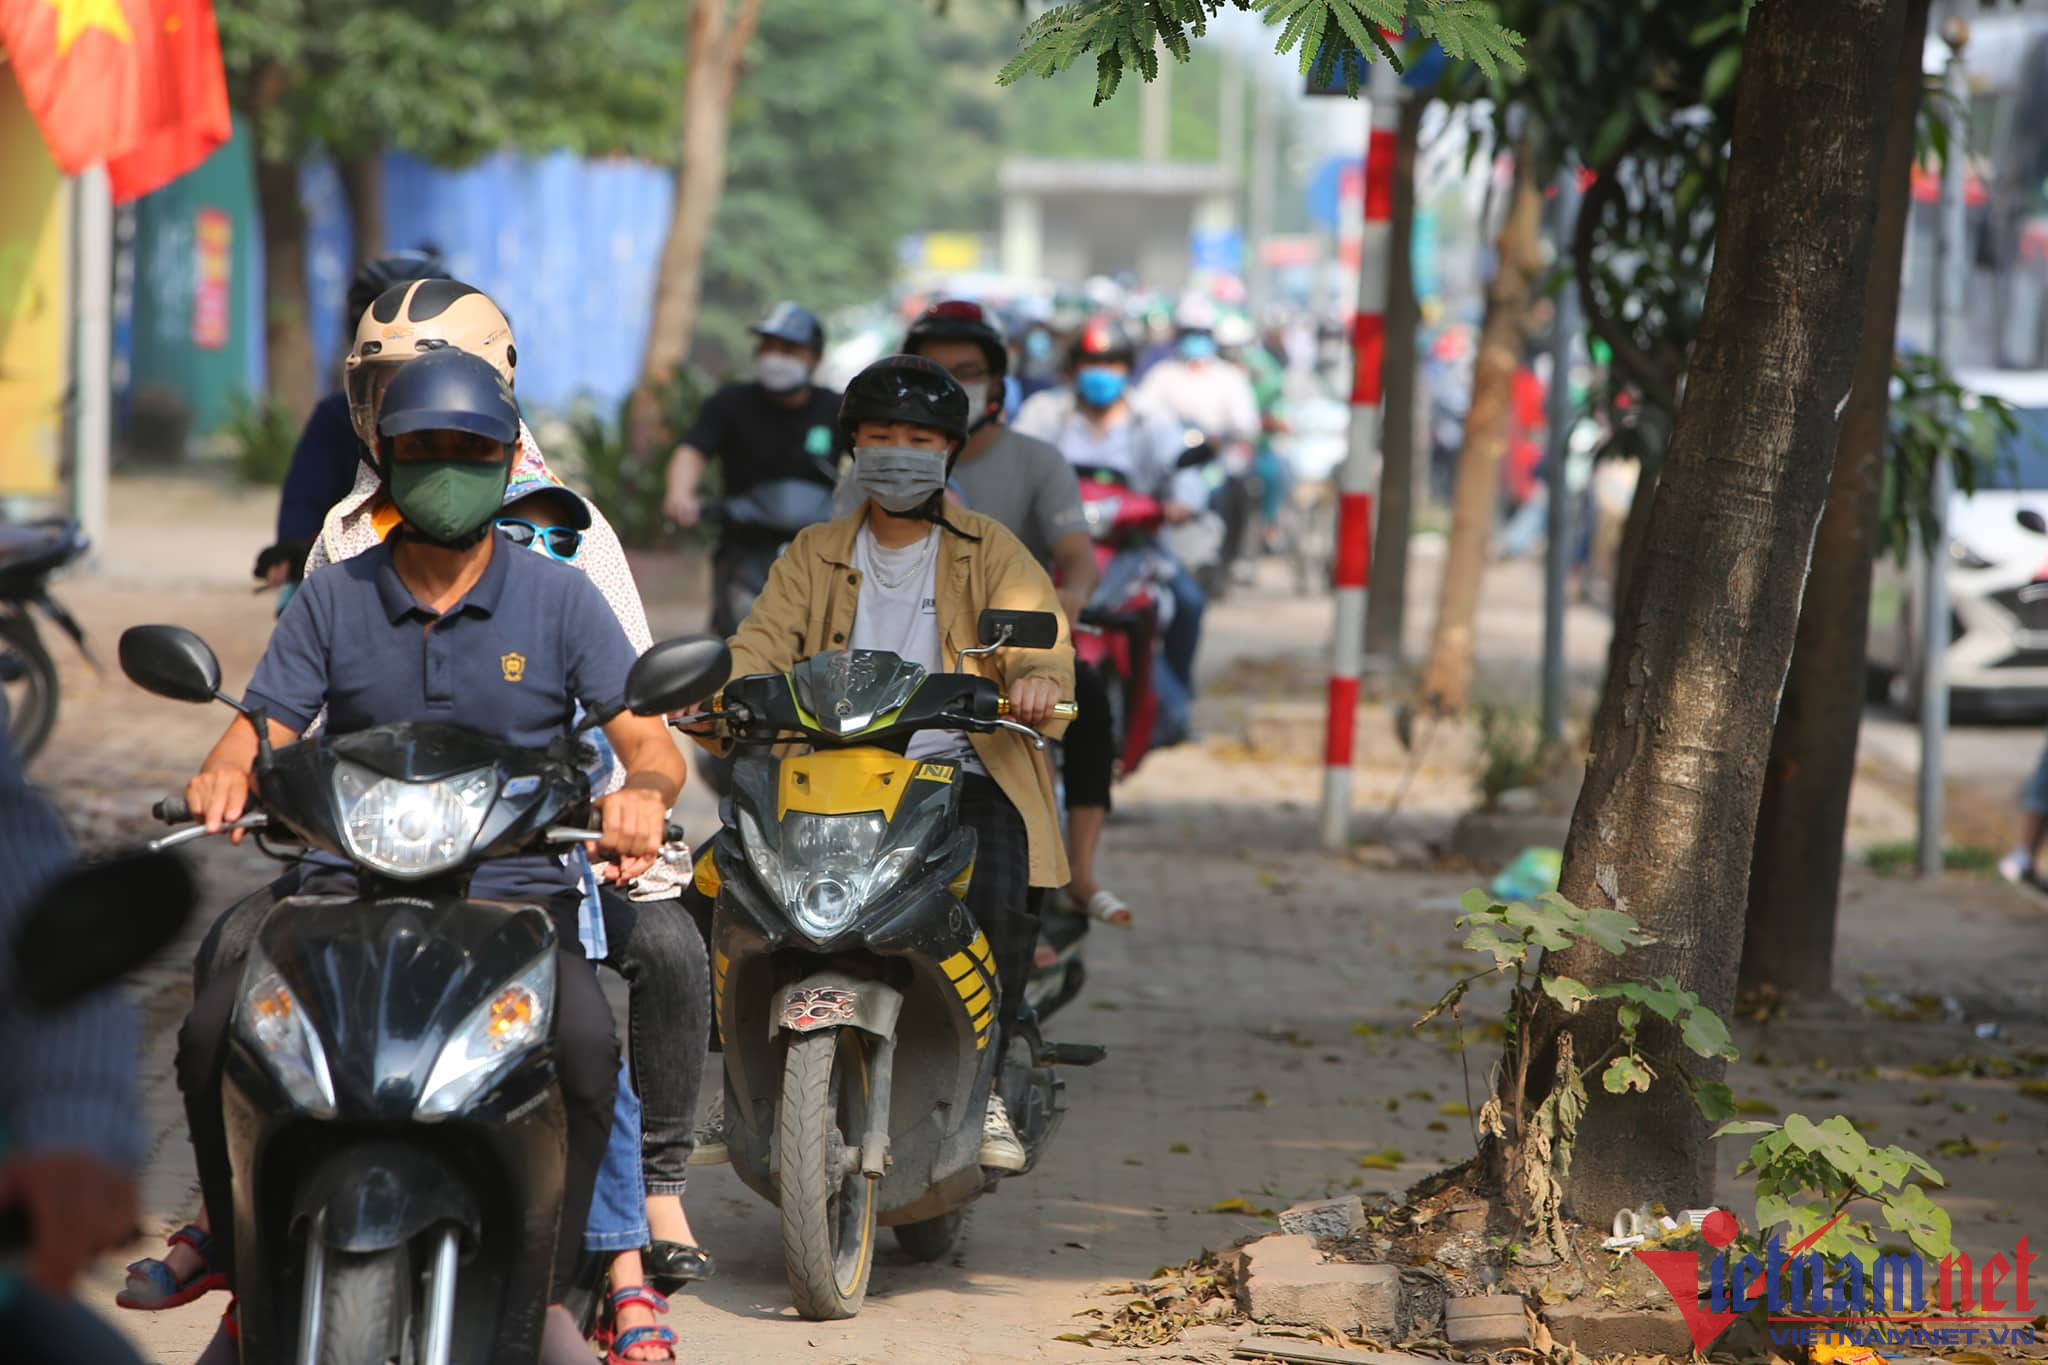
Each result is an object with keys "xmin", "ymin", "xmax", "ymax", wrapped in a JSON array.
[
  {"xmin": 0, "ymin": 518, "xmax": 92, "ymax": 762},
  {"xmin": 118, "ymin": 624, "xmax": 728, "ymax": 1365}
]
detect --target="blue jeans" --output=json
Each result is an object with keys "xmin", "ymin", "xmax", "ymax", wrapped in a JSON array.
[
  {"xmin": 586, "ymin": 1059, "xmax": 649, "ymax": 1252},
  {"xmin": 1155, "ymin": 560, "xmax": 1205, "ymax": 745}
]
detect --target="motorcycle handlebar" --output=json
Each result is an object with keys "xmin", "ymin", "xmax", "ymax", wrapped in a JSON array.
[{"xmin": 154, "ymin": 796, "xmax": 192, "ymax": 825}]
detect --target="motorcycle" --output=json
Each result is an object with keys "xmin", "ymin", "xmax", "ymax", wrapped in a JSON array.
[
  {"xmin": 1028, "ymin": 475, "xmax": 1175, "ymax": 1022},
  {"xmin": 679, "ymin": 609, "xmax": 1104, "ymax": 1320},
  {"xmin": 696, "ymin": 476, "xmax": 840, "ymax": 798},
  {"xmin": 116, "ymin": 623, "xmax": 729, "ymax": 1365},
  {"xmin": 0, "ymin": 518, "xmax": 93, "ymax": 763}
]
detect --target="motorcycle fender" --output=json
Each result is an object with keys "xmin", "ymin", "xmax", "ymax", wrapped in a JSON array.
[
  {"xmin": 29, "ymin": 592, "xmax": 91, "ymax": 662},
  {"xmin": 291, "ymin": 1142, "xmax": 481, "ymax": 1254},
  {"xmin": 771, "ymin": 972, "xmax": 904, "ymax": 1041}
]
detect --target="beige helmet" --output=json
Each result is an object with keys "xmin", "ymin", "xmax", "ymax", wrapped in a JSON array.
[{"xmin": 343, "ymin": 279, "xmax": 518, "ymax": 444}]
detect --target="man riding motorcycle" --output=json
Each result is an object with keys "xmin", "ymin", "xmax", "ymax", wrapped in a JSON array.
[
  {"xmin": 1014, "ymin": 315, "xmax": 1205, "ymax": 746},
  {"xmin": 1136, "ymin": 295, "xmax": 1263, "ymax": 587},
  {"xmin": 662, "ymin": 301, "xmax": 842, "ymax": 635},
  {"xmin": 174, "ymin": 350, "xmax": 688, "ymax": 1359},
  {"xmin": 686, "ymin": 354, "xmax": 1073, "ymax": 1171}
]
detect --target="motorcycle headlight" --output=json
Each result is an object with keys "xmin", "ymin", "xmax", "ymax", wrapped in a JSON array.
[
  {"xmin": 331, "ymin": 761, "xmax": 496, "ymax": 879},
  {"xmin": 1082, "ymin": 496, "xmax": 1122, "ymax": 536},
  {"xmin": 741, "ymin": 806, "xmax": 947, "ymax": 942},
  {"xmin": 1949, "ymin": 540, "xmax": 1995, "ymax": 571},
  {"xmin": 236, "ymin": 948, "xmax": 336, "ymax": 1117},
  {"xmin": 416, "ymin": 952, "xmax": 556, "ymax": 1120}
]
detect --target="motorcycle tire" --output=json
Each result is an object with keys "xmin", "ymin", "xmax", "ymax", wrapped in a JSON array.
[
  {"xmin": 891, "ymin": 1209, "xmax": 965, "ymax": 1263},
  {"xmin": 779, "ymin": 1027, "xmax": 877, "ymax": 1320},
  {"xmin": 314, "ymin": 1246, "xmax": 410, "ymax": 1365},
  {"xmin": 0, "ymin": 614, "xmax": 57, "ymax": 764}
]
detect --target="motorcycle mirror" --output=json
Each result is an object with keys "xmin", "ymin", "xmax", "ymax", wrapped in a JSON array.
[
  {"xmin": 118, "ymin": 624, "xmax": 227, "ymax": 705},
  {"xmin": 599, "ymin": 636, "xmax": 733, "ymax": 725},
  {"xmin": 2021, "ymin": 509, "xmax": 2048, "ymax": 535},
  {"xmin": 13, "ymin": 851, "xmax": 198, "ymax": 1011},
  {"xmin": 1176, "ymin": 432, "xmax": 1217, "ymax": 470},
  {"xmin": 976, "ymin": 608, "xmax": 1060, "ymax": 652}
]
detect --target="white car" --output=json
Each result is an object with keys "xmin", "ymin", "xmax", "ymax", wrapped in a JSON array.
[{"xmin": 1867, "ymin": 368, "xmax": 2048, "ymax": 717}]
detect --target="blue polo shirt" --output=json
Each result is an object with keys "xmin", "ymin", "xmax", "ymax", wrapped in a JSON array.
[{"xmin": 245, "ymin": 536, "xmax": 640, "ymax": 904}]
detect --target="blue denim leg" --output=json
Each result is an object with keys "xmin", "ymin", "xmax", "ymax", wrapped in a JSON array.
[
  {"xmin": 1162, "ymin": 562, "xmax": 1206, "ymax": 700},
  {"xmin": 2022, "ymin": 739, "xmax": 2048, "ymax": 816},
  {"xmin": 584, "ymin": 1058, "xmax": 649, "ymax": 1252}
]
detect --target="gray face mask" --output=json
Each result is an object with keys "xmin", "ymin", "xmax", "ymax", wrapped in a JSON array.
[{"xmin": 853, "ymin": 445, "xmax": 948, "ymax": 514}]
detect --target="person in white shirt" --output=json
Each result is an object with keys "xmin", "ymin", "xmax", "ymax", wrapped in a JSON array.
[
  {"xmin": 1134, "ymin": 294, "xmax": 1262, "ymax": 451},
  {"xmin": 1013, "ymin": 315, "xmax": 1207, "ymax": 745}
]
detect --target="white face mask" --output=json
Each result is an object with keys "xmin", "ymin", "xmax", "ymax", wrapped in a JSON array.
[
  {"xmin": 755, "ymin": 351, "xmax": 811, "ymax": 393},
  {"xmin": 853, "ymin": 445, "xmax": 948, "ymax": 513},
  {"xmin": 960, "ymin": 381, "xmax": 990, "ymax": 420}
]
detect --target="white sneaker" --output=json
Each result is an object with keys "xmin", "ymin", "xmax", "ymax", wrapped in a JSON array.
[
  {"xmin": 688, "ymin": 1091, "xmax": 729, "ymax": 1167},
  {"xmin": 978, "ymin": 1095, "xmax": 1028, "ymax": 1172},
  {"xmin": 2000, "ymin": 851, "xmax": 2032, "ymax": 886}
]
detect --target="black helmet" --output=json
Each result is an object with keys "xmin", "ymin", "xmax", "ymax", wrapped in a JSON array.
[
  {"xmin": 377, "ymin": 350, "xmax": 522, "ymax": 448},
  {"xmin": 1069, "ymin": 313, "xmax": 1139, "ymax": 369},
  {"xmin": 347, "ymin": 250, "xmax": 448, "ymax": 331},
  {"xmin": 838, "ymin": 355, "xmax": 969, "ymax": 448},
  {"xmin": 753, "ymin": 300, "xmax": 825, "ymax": 353},
  {"xmin": 904, "ymin": 300, "xmax": 1009, "ymax": 379}
]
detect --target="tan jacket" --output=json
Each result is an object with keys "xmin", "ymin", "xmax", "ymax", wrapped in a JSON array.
[{"xmin": 722, "ymin": 505, "xmax": 1075, "ymax": 887}]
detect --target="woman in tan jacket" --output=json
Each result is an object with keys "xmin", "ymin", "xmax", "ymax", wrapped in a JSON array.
[{"xmin": 693, "ymin": 355, "xmax": 1073, "ymax": 1172}]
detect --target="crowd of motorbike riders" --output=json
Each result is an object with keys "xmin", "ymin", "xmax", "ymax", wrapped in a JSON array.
[{"xmin": 1, "ymin": 251, "xmax": 1304, "ymax": 1362}]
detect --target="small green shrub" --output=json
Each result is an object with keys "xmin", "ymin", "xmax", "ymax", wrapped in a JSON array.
[
  {"xmin": 562, "ymin": 367, "xmax": 714, "ymax": 550},
  {"xmin": 221, "ymin": 393, "xmax": 300, "ymax": 487},
  {"xmin": 1472, "ymin": 702, "xmax": 1546, "ymax": 808},
  {"xmin": 1863, "ymin": 841, "xmax": 1996, "ymax": 877}
]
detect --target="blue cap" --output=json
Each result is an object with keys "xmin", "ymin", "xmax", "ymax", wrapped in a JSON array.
[
  {"xmin": 753, "ymin": 301, "xmax": 825, "ymax": 352},
  {"xmin": 377, "ymin": 350, "xmax": 521, "ymax": 445}
]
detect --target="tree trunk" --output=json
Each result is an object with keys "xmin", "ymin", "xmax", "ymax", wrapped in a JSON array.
[
  {"xmin": 1365, "ymin": 97, "xmax": 1426, "ymax": 667},
  {"xmin": 337, "ymin": 151, "xmax": 385, "ymax": 271},
  {"xmin": 256, "ymin": 152, "xmax": 316, "ymax": 423},
  {"xmin": 1740, "ymin": 0, "xmax": 1933, "ymax": 1001},
  {"xmin": 1602, "ymin": 449, "xmax": 1661, "ymax": 685},
  {"xmin": 1518, "ymin": 0, "xmax": 1909, "ymax": 1221},
  {"xmin": 631, "ymin": 0, "xmax": 766, "ymax": 458},
  {"xmin": 1417, "ymin": 149, "xmax": 1544, "ymax": 714}
]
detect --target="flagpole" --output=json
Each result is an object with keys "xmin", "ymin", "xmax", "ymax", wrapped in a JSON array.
[{"xmin": 73, "ymin": 165, "xmax": 111, "ymax": 553}]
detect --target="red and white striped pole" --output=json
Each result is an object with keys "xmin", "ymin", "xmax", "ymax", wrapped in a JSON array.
[{"xmin": 1320, "ymin": 56, "xmax": 1405, "ymax": 851}]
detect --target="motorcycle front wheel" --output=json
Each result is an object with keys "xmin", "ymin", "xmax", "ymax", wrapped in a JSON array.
[
  {"xmin": 315, "ymin": 1246, "xmax": 410, "ymax": 1365},
  {"xmin": 0, "ymin": 613, "xmax": 58, "ymax": 763},
  {"xmin": 779, "ymin": 1028, "xmax": 877, "ymax": 1320}
]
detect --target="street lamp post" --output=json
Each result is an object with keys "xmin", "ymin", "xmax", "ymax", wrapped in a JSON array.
[{"xmin": 1917, "ymin": 13, "xmax": 1969, "ymax": 879}]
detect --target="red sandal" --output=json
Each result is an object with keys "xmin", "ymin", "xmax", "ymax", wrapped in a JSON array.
[
  {"xmin": 116, "ymin": 1223, "xmax": 228, "ymax": 1310},
  {"xmin": 600, "ymin": 1285, "xmax": 676, "ymax": 1364}
]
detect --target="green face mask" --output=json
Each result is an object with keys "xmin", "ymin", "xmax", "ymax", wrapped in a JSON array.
[{"xmin": 387, "ymin": 456, "xmax": 512, "ymax": 546}]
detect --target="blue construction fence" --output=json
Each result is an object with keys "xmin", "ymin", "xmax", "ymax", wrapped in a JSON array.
[{"xmin": 122, "ymin": 124, "xmax": 675, "ymax": 439}]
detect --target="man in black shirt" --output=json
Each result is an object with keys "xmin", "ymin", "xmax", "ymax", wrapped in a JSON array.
[{"xmin": 662, "ymin": 301, "xmax": 843, "ymax": 635}]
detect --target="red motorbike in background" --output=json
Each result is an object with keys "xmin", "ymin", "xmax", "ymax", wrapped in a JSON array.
[
  {"xmin": 1072, "ymin": 467, "xmax": 1177, "ymax": 782},
  {"xmin": 1029, "ymin": 469, "xmax": 1176, "ymax": 1022}
]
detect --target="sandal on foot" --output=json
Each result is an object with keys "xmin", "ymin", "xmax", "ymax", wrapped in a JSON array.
[
  {"xmin": 608, "ymin": 1324, "xmax": 678, "ymax": 1365},
  {"xmin": 1083, "ymin": 889, "xmax": 1133, "ymax": 926},
  {"xmin": 117, "ymin": 1223, "xmax": 228, "ymax": 1310},
  {"xmin": 643, "ymin": 1240, "xmax": 715, "ymax": 1292},
  {"xmin": 601, "ymin": 1286, "xmax": 675, "ymax": 1364}
]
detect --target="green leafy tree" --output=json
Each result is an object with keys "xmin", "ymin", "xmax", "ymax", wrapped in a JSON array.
[{"xmin": 217, "ymin": 0, "xmax": 679, "ymax": 419}]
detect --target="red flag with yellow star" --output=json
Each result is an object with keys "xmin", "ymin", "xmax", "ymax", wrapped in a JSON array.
[
  {"xmin": 0, "ymin": 0, "xmax": 227, "ymax": 200},
  {"xmin": 104, "ymin": 0, "xmax": 229, "ymax": 201}
]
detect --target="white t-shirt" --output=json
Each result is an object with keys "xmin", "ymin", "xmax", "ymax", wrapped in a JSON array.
[
  {"xmin": 850, "ymin": 524, "xmax": 987, "ymax": 773},
  {"xmin": 1012, "ymin": 389, "xmax": 1211, "ymax": 510}
]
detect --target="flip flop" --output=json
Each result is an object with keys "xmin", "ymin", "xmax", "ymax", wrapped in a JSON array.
[{"xmin": 117, "ymin": 1223, "xmax": 228, "ymax": 1310}]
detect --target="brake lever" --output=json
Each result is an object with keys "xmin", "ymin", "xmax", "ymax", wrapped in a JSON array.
[{"xmin": 147, "ymin": 814, "xmax": 269, "ymax": 853}]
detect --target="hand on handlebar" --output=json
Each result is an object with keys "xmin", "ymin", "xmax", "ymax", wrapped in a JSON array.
[
  {"xmin": 186, "ymin": 768, "xmax": 255, "ymax": 842},
  {"xmin": 662, "ymin": 488, "xmax": 701, "ymax": 529},
  {"xmin": 1007, "ymin": 677, "xmax": 1065, "ymax": 728},
  {"xmin": 594, "ymin": 787, "xmax": 668, "ymax": 860},
  {"xmin": 668, "ymin": 708, "xmax": 719, "ymax": 736},
  {"xmin": 1162, "ymin": 500, "xmax": 1198, "ymax": 525}
]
